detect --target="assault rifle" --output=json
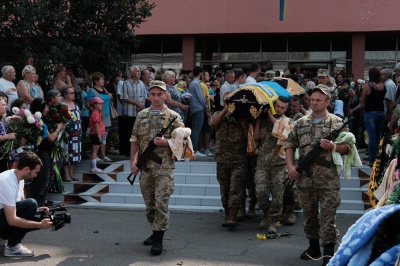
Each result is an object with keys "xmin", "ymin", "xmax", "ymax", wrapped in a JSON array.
[
  {"xmin": 127, "ymin": 116, "xmax": 177, "ymax": 185},
  {"xmin": 283, "ymin": 117, "xmax": 353, "ymax": 187}
]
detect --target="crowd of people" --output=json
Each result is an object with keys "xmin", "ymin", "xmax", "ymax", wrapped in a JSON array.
[{"xmin": 1, "ymin": 60, "xmax": 400, "ymax": 263}]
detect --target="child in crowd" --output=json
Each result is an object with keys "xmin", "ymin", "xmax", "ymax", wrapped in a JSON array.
[{"xmin": 89, "ymin": 97, "xmax": 106, "ymax": 172}]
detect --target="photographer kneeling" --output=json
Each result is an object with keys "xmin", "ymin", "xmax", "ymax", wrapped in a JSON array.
[{"xmin": 0, "ymin": 151, "xmax": 53, "ymax": 257}]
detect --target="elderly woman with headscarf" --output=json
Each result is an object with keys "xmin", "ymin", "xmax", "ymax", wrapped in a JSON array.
[{"xmin": 16, "ymin": 65, "xmax": 44, "ymax": 109}]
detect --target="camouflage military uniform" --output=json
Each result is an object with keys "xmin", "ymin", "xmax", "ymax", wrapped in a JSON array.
[
  {"xmin": 130, "ymin": 107, "xmax": 184, "ymax": 231},
  {"xmin": 289, "ymin": 111, "xmax": 304, "ymax": 122},
  {"xmin": 285, "ymin": 111, "xmax": 304, "ymax": 216},
  {"xmin": 284, "ymin": 113, "xmax": 350, "ymax": 246},
  {"xmin": 209, "ymin": 112, "xmax": 247, "ymax": 213},
  {"xmin": 255, "ymin": 116, "xmax": 288, "ymax": 224}
]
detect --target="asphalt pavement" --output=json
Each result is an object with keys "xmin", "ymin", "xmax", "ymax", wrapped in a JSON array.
[{"xmin": 0, "ymin": 207, "xmax": 361, "ymax": 266}]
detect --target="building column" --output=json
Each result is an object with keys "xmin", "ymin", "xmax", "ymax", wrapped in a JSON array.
[
  {"xmin": 182, "ymin": 35, "xmax": 195, "ymax": 71},
  {"xmin": 351, "ymin": 33, "xmax": 365, "ymax": 80}
]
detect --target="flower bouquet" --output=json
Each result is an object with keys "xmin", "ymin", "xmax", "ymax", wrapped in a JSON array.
[
  {"xmin": 42, "ymin": 101, "xmax": 75, "ymax": 161},
  {"xmin": 0, "ymin": 108, "xmax": 46, "ymax": 160},
  {"xmin": 181, "ymin": 92, "xmax": 192, "ymax": 106}
]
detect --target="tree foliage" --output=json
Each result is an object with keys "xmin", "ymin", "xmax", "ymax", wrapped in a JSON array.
[{"xmin": 0, "ymin": 0, "xmax": 155, "ymax": 86}]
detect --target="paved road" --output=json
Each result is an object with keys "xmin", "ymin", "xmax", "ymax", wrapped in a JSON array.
[{"xmin": 0, "ymin": 207, "xmax": 361, "ymax": 266}]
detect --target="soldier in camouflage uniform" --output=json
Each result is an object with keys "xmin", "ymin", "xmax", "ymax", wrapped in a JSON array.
[
  {"xmin": 283, "ymin": 95, "xmax": 304, "ymax": 225},
  {"xmin": 285, "ymin": 85, "xmax": 350, "ymax": 266},
  {"xmin": 130, "ymin": 80, "xmax": 184, "ymax": 255},
  {"xmin": 254, "ymin": 96, "xmax": 291, "ymax": 233},
  {"xmin": 209, "ymin": 94, "xmax": 247, "ymax": 228}
]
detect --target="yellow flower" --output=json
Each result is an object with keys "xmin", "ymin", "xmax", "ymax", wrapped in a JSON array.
[
  {"xmin": 256, "ymin": 233, "xmax": 267, "ymax": 240},
  {"xmin": 275, "ymin": 221, "xmax": 282, "ymax": 227},
  {"xmin": 37, "ymin": 136, "xmax": 43, "ymax": 145}
]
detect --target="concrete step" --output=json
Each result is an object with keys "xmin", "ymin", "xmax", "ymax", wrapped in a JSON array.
[{"xmin": 46, "ymin": 159, "xmax": 373, "ymax": 215}]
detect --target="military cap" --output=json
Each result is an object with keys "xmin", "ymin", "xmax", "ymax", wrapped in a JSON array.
[
  {"xmin": 312, "ymin": 84, "xmax": 331, "ymax": 99},
  {"xmin": 317, "ymin": 69, "xmax": 328, "ymax": 77},
  {"xmin": 149, "ymin": 80, "xmax": 167, "ymax": 91}
]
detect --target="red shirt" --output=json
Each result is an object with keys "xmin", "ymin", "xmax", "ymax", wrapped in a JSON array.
[{"xmin": 89, "ymin": 109, "xmax": 106, "ymax": 135}]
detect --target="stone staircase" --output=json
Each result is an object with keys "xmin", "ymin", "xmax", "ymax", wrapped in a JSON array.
[{"xmin": 47, "ymin": 159, "xmax": 373, "ymax": 214}]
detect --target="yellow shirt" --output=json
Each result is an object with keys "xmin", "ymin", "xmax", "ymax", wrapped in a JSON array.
[{"xmin": 200, "ymin": 82, "xmax": 211, "ymax": 113}]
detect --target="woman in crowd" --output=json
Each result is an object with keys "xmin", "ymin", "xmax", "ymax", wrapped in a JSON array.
[
  {"xmin": 60, "ymin": 85, "xmax": 82, "ymax": 181},
  {"xmin": 176, "ymin": 81, "xmax": 187, "ymax": 93},
  {"xmin": 141, "ymin": 68, "xmax": 151, "ymax": 108},
  {"xmin": 86, "ymin": 72, "xmax": 113, "ymax": 162},
  {"xmin": 347, "ymin": 86, "xmax": 361, "ymax": 146},
  {"xmin": 30, "ymin": 98, "xmax": 65, "ymax": 207},
  {"xmin": 163, "ymin": 70, "xmax": 188, "ymax": 121},
  {"xmin": 52, "ymin": 64, "xmax": 71, "ymax": 91},
  {"xmin": 361, "ymin": 67, "xmax": 386, "ymax": 166},
  {"xmin": 47, "ymin": 89, "xmax": 63, "ymax": 103},
  {"xmin": 16, "ymin": 65, "xmax": 44, "ymax": 109},
  {"xmin": 0, "ymin": 96, "xmax": 16, "ymax": 172},
  {"xmin": 10, "ymin": 99, "xmax": 27, "ymax": 111}
]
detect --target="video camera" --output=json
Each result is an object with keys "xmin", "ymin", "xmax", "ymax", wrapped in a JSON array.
[{"xmin": 36, "ymin": 205, "xmax": 71, "ymax": 231}]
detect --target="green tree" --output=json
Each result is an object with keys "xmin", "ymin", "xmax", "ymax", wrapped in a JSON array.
[{"xmin": 0, "ymin": 0, "xmax": 154, "ymax": 87}]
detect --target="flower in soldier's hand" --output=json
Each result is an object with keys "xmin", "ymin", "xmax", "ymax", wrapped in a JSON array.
[{"xmin": 35, "ymin": 112, "xmax": 42, "ymax": 119}]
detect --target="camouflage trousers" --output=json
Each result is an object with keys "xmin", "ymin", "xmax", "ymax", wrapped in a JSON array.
[
  {"xmin": 282, "ymin": 183, "xmax": 296, "ymax": 216},
  {"xmin": 140, "ymin": 168, "xmax": 174, "ymax": 231},
  {"xmin": 216, "ymin": 162, "xmax": 247, "ymax": 210},
  {"xmin": 255, "ymin": 164, "xmax": 286, "ymax": 220},
  {"xmin": 299, "ymin": 187, "xmax": 340, "ymax": 246}
]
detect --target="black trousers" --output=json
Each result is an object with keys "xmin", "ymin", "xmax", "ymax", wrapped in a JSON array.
[{"xmin": 120, "ymin": 116, "xmax": 136, "ymax": 157}]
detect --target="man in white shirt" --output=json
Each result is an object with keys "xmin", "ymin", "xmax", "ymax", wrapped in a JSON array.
[
  {"xmin": 219, "ymin": 70, "xmax": 236, "ymax": 107},
  {"xmin": 381, "ymin": 67, "xmax": 397, "ymax": 123},
  {"xmin": 0, "ymin": 65, "xmax": 18, "ymax": 109},
  {"xmin": 245, "ymin": 63, "xmax": 260, "ymax": 83},
  {"xmin": 0, "ymin": 152, "xmax": 52, "ymax": 257}
]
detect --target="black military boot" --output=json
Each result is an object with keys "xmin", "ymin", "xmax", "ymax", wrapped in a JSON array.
[
  {"xmin": 300, "ymin": 239, "xmax": 321, "ymax": 260},
  {"xmin": 322, "ymin": 243, "xmax": 335, "ymax": 266},
  {"xmin": 150, "ymin": 231, "xmax": 164, "ymax": 255},
  {"xmin": 143, "ymin": 233, "xmax": 154, "ymax": 246}
]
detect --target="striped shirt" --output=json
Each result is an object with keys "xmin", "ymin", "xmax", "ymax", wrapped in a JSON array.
[{"xmin": 121, "ymin": 79, "xmax": 146, "ymax": 117}]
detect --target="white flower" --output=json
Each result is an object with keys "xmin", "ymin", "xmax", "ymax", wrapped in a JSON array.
[
  {"xmin": 5, "ymin": 116, "xmax": 11, "ymax": 122},
  {"xmin": 27, "ymin": 115, "xmax": 35, "ymax": 124},
  {"xmin": 35, "ymin": 112, "xmax": 42, "ymax": 119},
  {"xmin": 12, "ymin": 107, "xmax": 19, "ymax": 115},
  {"xmin": 24, "ymin": 110, "xmax": 32, "ymax": 116}
]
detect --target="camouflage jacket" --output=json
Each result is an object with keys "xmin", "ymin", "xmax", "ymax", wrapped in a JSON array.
[
  {"xmin": 285, "ymin": 113, "xmax": 350, "ymax": 189},
  {"xmin": 130, "ymin": 107, "xmax": 184, "ymax": 169},
  {"xmin": 209, "ymin": 112, "xmax": 247, "ymax": 163},
  {"xmin": 257, "ymin": 116, "xmax": 287, "ymax": 166},
  {"xmin": 289, "ymin": 111, "xmax": 303, "ymax": 122}
]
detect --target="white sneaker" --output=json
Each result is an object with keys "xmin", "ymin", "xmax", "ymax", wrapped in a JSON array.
[
  {"xmin": 194, "ymin": 151, "xmax": 206, "ymax": 158},
  {"xmin": 96, "ymin": 158, "xmax": 103, "ymax": 163},
  {"xmin": 4, "ymin": 243, "xmax": 34, "ymax": 257},
  {"xmin": 205, "ymin": 150, "xmax": 214, "ymax": 157},
  {"xmin": 102, "ymin": 157, "xmax": 113, "ymax": 162},
  {"xmin": 91, "ymin": 168, "xmax": 103, "ymax": 173}
]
